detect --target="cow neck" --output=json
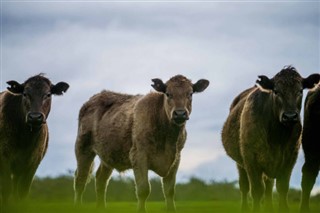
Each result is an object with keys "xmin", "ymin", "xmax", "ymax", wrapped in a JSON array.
[
  {"xmin": 144, "ymin": 94, "xmax": 185, "ymax": 154},
  {"xmin": 157, "ymin": 105, "xmax": 185, "ymax": 146},
  {"xmin": 168, "ymin": 122, "xmax": 185, "ymax": 140},
  {"xmin": 265, "ymin": 99, "xmax": 301, "ymax": 147}
]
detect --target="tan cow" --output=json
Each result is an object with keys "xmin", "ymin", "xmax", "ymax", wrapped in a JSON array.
[{"xmin": 74, "ymin": 75, "xmax": 209, "ymax": 212}]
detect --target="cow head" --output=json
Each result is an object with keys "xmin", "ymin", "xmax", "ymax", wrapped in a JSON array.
[
  {"xmin": 151, "ymin": 75, "xmax": 209, "ymax": 126},
  {"xmin": 7, "ymin": 74, "xmax": 69, "ymax": 128},
  {"xmin": 256, "ymin": 66, "xmax": 320, "ymax": 126}
]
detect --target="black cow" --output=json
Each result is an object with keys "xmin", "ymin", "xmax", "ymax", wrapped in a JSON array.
[
  {"xmin": 300, "ymin": 85, "xmax": 320, "ymax": 213},
  {"xmin": 221, "ymin": 66, "xmax": 320, "ymax": 212},
  {"xmin": 0, "ymin": 74, "xmax": 69, "ymax": 206}
]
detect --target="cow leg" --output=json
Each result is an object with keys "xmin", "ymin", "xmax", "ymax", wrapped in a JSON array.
[
  {"xmin": 264, "ymin": 176, "xmax": 274, "ymax": 212},
  {"xmin": 16, "ymin": 168, "xmax": 38, "ymax": 200},
  {"xmin": 132, "ymin": 153, "xmax": 150, "ymax": 212},
  {"xmin": 300, "ymin": 160, "xmax": 319, "ymax": 213},
  {"xmin": 16, "ymin": 175, "xmax": 34, "ymax": 200},
  {"xmin": 246, "ymin": 166, "xmax": 264, "ymax": 212},
  {"xmin": 237, "ymin": 164, "xmax": 250, "ymax": 212},
  {"xmin": 162, "ymin": 159, "xmax": 180, "ymax": 212},
  {"xmin": 0, "ymin": 172, "xmax": 12, "ymax": 205},
  {"xmin": 74, "ymin": 151, "xmax": 95, "ymax": 205},
  {"xmin": 12, "ymin": 174, "xmax": 19, "ymax": 199},
  {"xmin": 12, "ymin": 159, "xmax": 42, "ymax": 201},
  {"xmin": 95, "ymin": 163, "xmax": 113, "ymax": 208},
  {"xmin": 276, "ymin": 173, "xmax": 290, "ymax": 212},
  {"xmin": 74, "ymin": 132, "xmax": 96, "ymax": 205}
]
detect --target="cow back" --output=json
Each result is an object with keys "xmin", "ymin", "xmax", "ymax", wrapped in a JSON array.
[{"xmin": 78, "ymin": 90, "xmax": 142, "ymax": 171}]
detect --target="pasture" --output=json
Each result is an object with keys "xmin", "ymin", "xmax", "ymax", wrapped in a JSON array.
[
  {"xmin": 7, "ymin": 200, "xmax": 320, "ymax": 213},
  {"xmin": 3, "ymin": 175, "xmax": 315, "ymax": 213}
]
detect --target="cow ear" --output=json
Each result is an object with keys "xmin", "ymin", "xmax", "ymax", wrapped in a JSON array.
[
  {"xmin": 7, "ymin": 81, "xmax": 24, "ymax": 94},
  {"xmin": 51, "ymin": 82, "xmax": 69, "ymax": 95},
  {"xmin": 193, "ymin": 79, "xmax": 209, "ymax": 93},
  {"xmin": 256, "ymin": 75, "xmax": 274, "ymax": 90},
  {"xmin": 151, "ymin": 78, "xmax": 166, "ymax": 93},
  {"xmin": 303, "ymin": 73, "xmax": 320, "ymax": 89}
]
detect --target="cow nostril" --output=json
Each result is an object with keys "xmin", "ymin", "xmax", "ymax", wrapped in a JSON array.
[
  {"xmin": 173, "ymin": 110, "xmax": 188, "ymax": 119},
  {"xmin": 27, "ymin": 112, "xmax": 44, "ymax": 122},
  {"xmin": 282, "ymin": 112, "xmax": 299, "ymax": 122}
]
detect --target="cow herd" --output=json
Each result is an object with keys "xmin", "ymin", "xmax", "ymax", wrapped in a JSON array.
[{"xmin": 0, "ymin": 66, "xmax": 319, "ymax": 213}]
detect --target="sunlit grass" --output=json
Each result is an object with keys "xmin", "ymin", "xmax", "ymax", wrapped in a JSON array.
[{"xmin": 5, "ymin": 201, "xmax": 320, "ymax": 213}]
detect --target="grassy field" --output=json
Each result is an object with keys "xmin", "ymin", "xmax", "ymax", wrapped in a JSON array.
[{"xmin": 5, "ymin": 201, "xmax": 320, "ymax": 213}]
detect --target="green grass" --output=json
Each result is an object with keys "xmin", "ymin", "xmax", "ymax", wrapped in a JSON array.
[{"xmin": 5, "ymin": 201, "xmax": 320, "ymax": 213}]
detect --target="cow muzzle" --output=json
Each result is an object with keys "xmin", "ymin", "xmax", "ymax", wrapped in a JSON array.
[
  {"xmin": 27, "ymin": 112, "xmax": 45, "ymax": 126},
  {"xmin": 281, "ymin": 111, "xmax": 299, "ymax": 125},
  {"xmin": 172, "ymin": 109, "xmax": 189, "ymax": 126}
]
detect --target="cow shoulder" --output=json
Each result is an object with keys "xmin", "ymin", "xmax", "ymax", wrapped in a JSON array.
[
  {"xmin": 0, "ymin": 91, "xmax": 23, "ymax": 124},
  {"xmin": 243, "ymin": 86, "xmax": 272, "ymax": 117},
  {"xmin": 304, "ymin": 86, "xmax": 320, "ymax": 115},
  {"xmin": 302, "ymin": 86, "xmax": 320, "ymax": 155},
  {"xmin": 229, "ymin": 87, "xmax": 255, "ymax": 111},
  {"xmin": 240, "ymin": 87, "xmax": 272, "ymax": 140},
  {"xmin": 133, "ymin": 92, "xmax": 165, "ymax": 134}
]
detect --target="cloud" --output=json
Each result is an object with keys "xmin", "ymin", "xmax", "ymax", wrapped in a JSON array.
[{"xmin": 178, "ymin": 155, "xmax": 238, "ymax": 183}]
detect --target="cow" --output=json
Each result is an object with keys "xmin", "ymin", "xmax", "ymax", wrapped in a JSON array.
[
  {"xmin": 0, "ymin": 74, "xmax": 69, "ymax": 206},
  {"xmin": 221, "ymin": 66, "xmax": 320, "ymax": 212},
  {"xmin": 74, "ymin": 75, "xmax": 209, "ymax": 212},
  {"xmin": 300, "ymin": 84, "xmax": 320, "ymax": 213}
]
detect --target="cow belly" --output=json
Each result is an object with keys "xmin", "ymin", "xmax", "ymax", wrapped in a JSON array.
[
  {"xmin": 94, "ymin": 140, "xmax": 132, "ymax": 172},
  {"xmin": 98, "ymin": 152, "xmax": 132, "ymax": 172}
]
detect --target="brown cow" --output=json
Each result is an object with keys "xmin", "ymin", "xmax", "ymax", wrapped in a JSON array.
[
  {"xmin": 74, "ymin": 75, "xmax": 209, "ymax": 212},
  {"xmin": 0, "ymin": 74, "xmax": 69, "ymax": 206},
  {"xmin": 221, "ymin": 66, "xmax": 320, "ymax": 212},
  {"xmin": 300, "ymin": 84, "xmax": 320, "ymax": 213}
]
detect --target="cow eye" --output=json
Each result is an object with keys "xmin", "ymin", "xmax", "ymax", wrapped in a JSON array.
[
  {"xmin": 165, "ymin": 93, "xmax": 173, "ymax": 99},
  {"xmin": 23, "ymin": 92, "xmax": 28, "ymax": 98},
  {"xmin": 273, "ymin": 89, "xmax": 279, "ymax": 95},
  {"xmin": 188, "ymin": 92, "xmax": 193, "ymax": 99},
  {"xmin": 45, "ymin": 93, "xmax": 52, "ymax": 99}
]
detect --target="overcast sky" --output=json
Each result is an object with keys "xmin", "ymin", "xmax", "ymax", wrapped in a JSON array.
[{"xmin": 1, "ymin": 1, "xmax": 319, "ymax": 193}]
